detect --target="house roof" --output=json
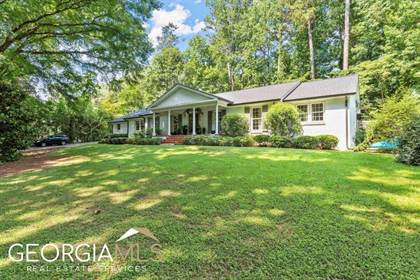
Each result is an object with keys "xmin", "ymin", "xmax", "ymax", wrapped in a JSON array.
[
  {"xmin": 214, "ymin": 81, "xmax": 300, "ymax": 105},
  {"xmin": 283, "ymin": 74, "xmax": 358, "ymax": 101},
  {"xmin": 111, "ymin": 74, "xmax": 358, "ymax": 123},
  {"xmin": 149, "ymin": 83, "xmax": 232, "ymax": 109},
  {"xmin": 110, "ymin": 108, "xmax": 152, "ymax": 123}
]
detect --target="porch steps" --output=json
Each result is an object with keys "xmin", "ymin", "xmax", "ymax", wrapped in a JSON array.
[{"xmin": 162, "ymin": 135, "xmax": 185, "ymax": 145}]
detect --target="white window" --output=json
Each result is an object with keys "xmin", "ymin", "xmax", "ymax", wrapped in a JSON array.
[
  {"xmin": 252, "ymin": 107, "xmax": 262, "ymax": 131},
  {"xmin": 312, "ymin": 103, "xmax": 324, "ymax": 121},
  {"xmin": 117, "ymin": 124, "xmax": 121, "ymax": 130},
  {"xmin": 135, "ymin": 121, "xmax": 140, "ymax": 130},
  {"xmin": 297, "ymin": 105, "xmax": 308, "ymax": 122}
]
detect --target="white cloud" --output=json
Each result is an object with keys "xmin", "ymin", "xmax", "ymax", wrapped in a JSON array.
[
  {"xmin": 194, "ymin": 0, "xmax": 202, "ymax": 4},
  {"xmin": 148, "ymin": 4, "xmax": 205, "ymax": 47}
]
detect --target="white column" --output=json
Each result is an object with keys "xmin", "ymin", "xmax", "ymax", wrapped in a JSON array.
[
  {"xmin": 192, "ymin": 107, "xmax": 196, "ymax": 135},
  {"xmin": 167, "ymin": 110, "xmax": 171, "ymax": 136},
  {"xmin": 145, "ymin": 117, "xmax": 148, "ymax": 132},
  {"xmin": 152, "ymin": 113, "xmax": 156, "ymax": 136},
  {"xmin": 215, "ymin": 103, "xmax": 219, "ymax": 135}
]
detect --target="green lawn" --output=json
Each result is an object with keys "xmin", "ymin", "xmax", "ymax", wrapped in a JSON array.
[{"xmin": 0, "ymin": 145, "xmax": 419, "ymax": 279}]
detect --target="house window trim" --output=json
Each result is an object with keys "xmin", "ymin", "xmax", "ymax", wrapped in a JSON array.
[
  {"xmin": 117, "ymin": 123, "xmax": 121, "ymax": 131},
  {"xmin": 296, "ymin": 102, "xmax": 325, "ymax": 125}
]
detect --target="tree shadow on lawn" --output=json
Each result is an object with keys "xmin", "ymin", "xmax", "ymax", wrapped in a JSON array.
[{"xmin": 0, "ymin": 145, "xmax": 419, "ymax": 279}]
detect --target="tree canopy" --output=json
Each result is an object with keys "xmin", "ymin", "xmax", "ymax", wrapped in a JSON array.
[{"xmin": 0, "ymin": 0, "xmax": 159, "ymax": 95}]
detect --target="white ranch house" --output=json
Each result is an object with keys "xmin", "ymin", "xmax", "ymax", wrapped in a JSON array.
[{"xmin": 111, "ymin": 74, "xmax": 359, "ymax": 150}]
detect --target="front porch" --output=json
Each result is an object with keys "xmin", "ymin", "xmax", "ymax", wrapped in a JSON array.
[
  {"xmin": 149, "ymin": 84, "xmax": 231, "ymax": 137},
  {"xmin": 152, "ymin": 105, "xmax": 227, "ymax": 137}
]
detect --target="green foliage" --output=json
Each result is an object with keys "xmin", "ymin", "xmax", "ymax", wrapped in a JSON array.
[
  {"xmin": 0, "ymin": 0, "xmax": 159, "ymax": 96},
  {"xmin": 221, "ymin": 114, "xmax": 249, "ymax": 137},
  {"xmin": 253, "ymin": 135, "xmax": 271, "ymax": 146},
  {"xmin": 0, "ymin": 81, "xmax": 38, "ymax": 162},
  {"xmin": 265, "ymin": 103, "xmax": 302, "ymax": 137},
  {"xmin": 133, "ymin": 132, "xmax": 146, "ymax": 139},
  {"xmin": 232, "ymin": 136, "xmax": 256, "ymax": 147},
  {"xmin": 133, "ymin": 137, "xmax": 162, "ymax": 145},
  {"xmin": 270, "ymin": 135, "xmax": 293, "ymax": 148},
  {"xmin": 294, "ymin": 136, "xmax": 319, "ymax": 149},
  {"xmin": 48, "ymin": 96, "xmax": 112, "ymax": 142},
  {"xmin": 110, "ymin": 133, "xmax": 129, "ymax": 138},
  {"xmin": 355, "ymin": 128, "xmax": 366, "ymax": 145},
  {"xmin": 396, "ymin": 116, "xmax": 420, "ymax": 165},
  {"xmin": 316, "ymin": 135, "xmax": 339, "ymax": 150},
  {"xmin": 99, "ymin": 136, "xmax": 161, "ymax": 145},
  {"xmin": 183, "ymin": 135, "xmax": 255, "ymax": 147},
  {"xmin": 364, "ymin": 95, "xmax": 419, "ymax": 145}
]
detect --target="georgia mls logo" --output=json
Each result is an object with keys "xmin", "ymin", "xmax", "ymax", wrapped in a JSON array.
[{"xmin": 8, "ymin": 227, "xmax": 162, "ymax": 263}]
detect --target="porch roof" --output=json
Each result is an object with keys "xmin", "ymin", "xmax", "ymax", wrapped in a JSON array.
[
  {"xmin": 110, "ymin": 108, "xmax": 152, "ymax": 123},
  {"xmin": 149, "ymin": 84, "xmax": 232, "ymax": 110}
]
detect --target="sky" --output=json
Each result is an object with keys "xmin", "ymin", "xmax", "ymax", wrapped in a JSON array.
[{"xmin": 145, "ymin": 0, "xmax": 210, "ymax": 51}]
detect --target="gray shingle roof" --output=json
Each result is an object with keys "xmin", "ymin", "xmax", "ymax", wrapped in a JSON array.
[
  {"xmin": 110, "ymin": 108, "xmax": 152, "ymax": 123},
  {"xmin": 214, "ymin": 81, "xmax": 300, "ymax": 104},
  {"xmin": 283, "ymin": 74, "xmax": 358, "ymax": 101},
  {"xmin": 111, "ymin": 75, "xmax": 358, "ymax": 122}
]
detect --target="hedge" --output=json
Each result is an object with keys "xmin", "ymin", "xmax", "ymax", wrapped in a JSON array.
[
  {"xmin": 183, "ymin": 135, "xmax": 255, "ymax": 147},
  {"xmin": 99, "ymin": 136, "xmax": 161, "ymax": 145},
  {"xmin": 183, "ymin": 134, "xmax": 339, "ymax": 150}
]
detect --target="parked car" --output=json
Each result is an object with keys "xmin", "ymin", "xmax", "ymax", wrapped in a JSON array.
[{"xmin": 34, "ymin": 134, "xmax": 70, "ymax": 147}]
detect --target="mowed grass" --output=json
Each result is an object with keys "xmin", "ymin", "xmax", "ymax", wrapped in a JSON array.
[{"xmin": 0, "ymin": 144, "xmax": 419, "ymax": 279}]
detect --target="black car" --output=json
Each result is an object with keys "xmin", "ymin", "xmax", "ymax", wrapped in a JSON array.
[{"xmin": 34, "ymin": 134, "xmax": 70, "ymax": 147}]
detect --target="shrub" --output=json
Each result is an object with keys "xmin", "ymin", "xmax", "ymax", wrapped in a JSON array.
[
  {"xmin": 294, "ymin": 136, "xmax": 318, "ymax": 149},
  {"xmin": 264, "ymin": 103, "xmax": 302, "ymax": 137},
  {"xmin": 396, "ymin": 115, "xmax": 420, "ymax": 165},
  {"xmin": 134, "ymin": 137, "xmax": 162, "ymax": 145},
  {"xmin": 355, "ymin": 128, "xmax": 366, "ymax": 145},
  {"xmin": 316, "ymin": 135, "xmax": 339, "ymax": 150},
  {"xmin": 146, "ymin": 128, "xmax": 154, "ymax": 137},
  {"xmin": 109, "ymin": 133, "xmax": 128, "ymax": 138},
  {"xmin": 183, "ymin": 135, "xmax": 254, "ymax": 147},
  {"xmin": 183, "ymin": 135, "xmax": 194, "ymax": 145},
  {"xmin": 221, "ymin": 114, "xmax": 249, "ymax": 136},
  {"xmin": 270, "ymin": 135, "xmax": 293, "ymax": 148},
  {"xmin": 133, "ymin": 131, "xmax": 146, "ymax": 138},
  {"xmin": 254, "ymin": 134, "xmax": 270, "ymax": 146},
  {"xmin": 364, "ymin": 95, "xmax": 419, "ymax": 145},
  {"xmin": 0, "ymin": 81, "xmax": 39, "ymax": 162},
  {"xmin": 110, "ymin": 137, "xmax": 128, "ymax": 144},
  {"xmin": 232, "ymin": 136, "xmax": 255, "ymax": 147},
  {"xmin": 220, "ymin": 136, "xmax": 234, "ymax": 146}
]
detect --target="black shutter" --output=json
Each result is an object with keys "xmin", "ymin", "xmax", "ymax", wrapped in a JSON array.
[{"xmin": 208, "ymin": 111, "xmax": 212, "ymax": 133}]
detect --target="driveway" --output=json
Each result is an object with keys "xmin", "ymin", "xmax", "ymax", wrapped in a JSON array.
[{"xmin": 0, "ymin": 142, "xmax": 96, "ymax": 177}]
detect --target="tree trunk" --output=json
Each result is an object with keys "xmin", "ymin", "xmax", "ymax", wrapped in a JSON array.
[
  {"xmin": 307, "ymin": 18, "xmax": 315, "ymax": 80},
  {"xmin": 227, "ymin": 62, "xmax": 235, "ymax": 91},
  {"xmin": 277, "ymin": 23, "xmax": 286, "ymax": 82},
  {"xmin": 343, "ymin": 0, "xmax": 351, "ymax": 70}
]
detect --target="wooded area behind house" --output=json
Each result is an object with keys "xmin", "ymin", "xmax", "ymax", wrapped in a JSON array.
[{"xmin": 0, "ymin": 0, "xmax": 418, "ymax": 162}]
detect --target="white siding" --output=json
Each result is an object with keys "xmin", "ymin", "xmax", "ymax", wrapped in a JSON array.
[
  {"xmin": 228, "ymin": 97, "xmax": 356, "ymax": 150},
  {"xmin": 227, "ymin": 102, "xmax": 273, "ymax": 134},
  {"xmin": 112, "ymin": 122, "xmax": 127, "ymax": 134},
  {"xmin": 288, "ymin": 97, "xmax": 349, "ymax": 150},
  {"xmin": 154, "ymin": 88, "xmax": 213, "ymax": 109}
]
